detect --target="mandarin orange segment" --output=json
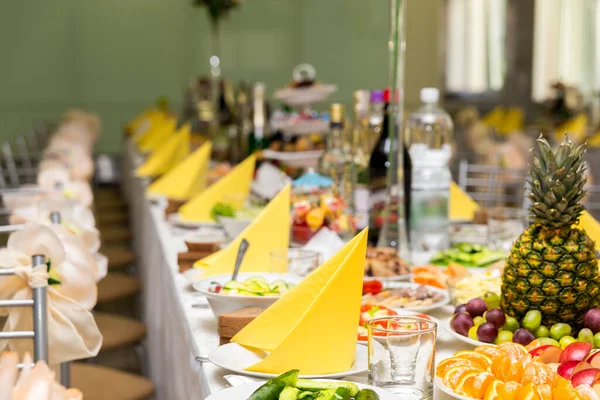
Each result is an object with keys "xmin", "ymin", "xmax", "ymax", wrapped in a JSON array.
[
  {"xmin": 454, "ymin": 350, "xmax": 493, "ymax": 370},
  {"xmin": 491, "ymin": 353, "xmax": 513, "ymax": 381},
  {"xmin": 462, "ymin": 371, "xmax": 497, "ymax": 398},
  {"xmin": 436, "ymin": 358, "xmax": 482, "ymax": 378},
  {"xmin": 522, "ymin": 361, "xmax": 558, "ymax": 386},
  {"xmin": 443, "ymin": 366, "xmax": 479, "ymax": 390},
  {"xmin": 535, "ymin": 383, "xmax": 553, "ymax": 400},
  {"xmin": 483, "ymin": 379, "xmax": 503, "ymax": 400},
  {"xmin": 576, "ymin": 385, "xmax": 598, "ymax": 400},
  {"xmin": 552, "ymin": 378, "xmax": 581, "ymax": 400},
  {"xmin": 505, "ymin": 354, "xmax": 532, "ymax": 383},
  {"xmin": 518, "ymin": 382, "xmax": 542, "ymax": 400},
  {"xmin": 454, "ymin": 372, "xmax": 481, "ymax": 397},
  {"xmin": 498, "ymin": 342, "xmax": 529, "ymax": 361},
  {"xmin": 498, "ymin": 381, "xmax": 522, "ymax": 400},
  {"xmin": 475, "ymin": 345, "xmax": 505, "ymax": 359},
  {"xmin": 526, "ymin": 339, "xmax": 543, "ymax": 351}
]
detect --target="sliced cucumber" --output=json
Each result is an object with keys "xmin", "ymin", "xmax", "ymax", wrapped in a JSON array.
[
  {"xmin": 223, "ymin": 281, "xmax": 246, "ymax": 290},
  {"xmin": 246, "ymin": 276, "xmax": 268, "ymax": 283}
]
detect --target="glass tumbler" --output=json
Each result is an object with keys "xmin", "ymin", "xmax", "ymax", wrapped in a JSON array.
[
  {"xmin": 269, "ymin": 249, "xmax": 320, "ymax": 277},
  {"xmin": 368, "ymin": 316, "xmax": 437, "ymax": 400}
]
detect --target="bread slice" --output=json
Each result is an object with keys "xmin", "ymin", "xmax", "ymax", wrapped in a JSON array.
[{"xmin": 218, "ymin": 307, "xmax": 264, "ymax": 339}]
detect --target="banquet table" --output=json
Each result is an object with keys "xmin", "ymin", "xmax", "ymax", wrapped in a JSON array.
[{"xmin": 123, "ymin": 140, "xmax": 473, "ymax": 400}]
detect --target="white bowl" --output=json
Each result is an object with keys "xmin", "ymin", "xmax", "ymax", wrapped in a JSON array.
[
  {"xmin": 192, "ymin": 273, "xmax": 302, "ymax": 318},
  {"xmin": 218, "ymin": 216, "xmax": 252, "ymax": 239}
]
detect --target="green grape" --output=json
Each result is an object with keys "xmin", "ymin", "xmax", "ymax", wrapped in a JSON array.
[
  {"xmin": 559, "ymin": 336, "xmax": 577, "ymax": 349},
  {"xmin": 483, "ymin": 292, "xmax": 500, "ymax": 309},
  {"xmin": 522, "ymin": 310, "xmax": 542, "ymax": 332},
  {"xmin": 594, "ymin": 332, "xmax": 600, "ymax": 348},
  {"xmin": 468, "ymin": 326, "xmax": 479, "ymax": 340},
  {"xmin": 534, "ymin": 325, "xmax": 550, "ymax": 338},
  {"xmin": 496, "ymin": 330, "xmax": 513, "ymax": 344},
  {"xmin": 473, "ymin": 316, "xmax": 486, "ymax": 327},
  {"xmin": 578, "ymin": 328, "xmax": 594, "ymax": 344},
  {"xmin": 502, "ymin": 316, "xmax": 520, "ymax": 333},
  {"xmin": 550, "ymin": 323, "xmax": 572, "ymax": 341}
]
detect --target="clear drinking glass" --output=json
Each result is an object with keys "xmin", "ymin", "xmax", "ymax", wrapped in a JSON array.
[
  {"xmin": 487, "ymin": 207, "xmax": 529, "ymax": 252},
  {"xmin": 269, "ymin": 249, "xmax": 320, "ymax": 277},
  {"xmin": 368, "ymin": 316, "xmax": 437, "ymax": 400}
]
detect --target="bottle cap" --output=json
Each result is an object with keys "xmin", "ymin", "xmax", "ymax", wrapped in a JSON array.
[
  {"xmin": 370, "ymin": 90, "xmax": 384, "ymax": 103},
  {"xmin": 330, "ymin": 104, "xmax": 345, "ymax": 123},
  {"xmin": 420, "ymin": 87, "xmax": 439, "ymax": 103},
  {"xmin": 382, "ymin": 88, "xmax": 399, "ymax": 103}
]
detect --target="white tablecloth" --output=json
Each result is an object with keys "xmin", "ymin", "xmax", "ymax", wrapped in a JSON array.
[{"xmin": 123, "ymin": 141, "xmax": 471, "ymax": 400}]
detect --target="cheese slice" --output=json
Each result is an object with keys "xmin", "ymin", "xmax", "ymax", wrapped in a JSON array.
[
  {"xmin": 147, "ymin": 141, "xmax": 212, "ymax": 200},
  {"xmin": 137, "ymin": 116, "xmax": 177, "ymax": 152},
  {"xmin": 135, "ymin": 127, "xmax": 190, "ymax": 178},
  {"xmin": 179, "ymin": 154, "xmax": 256, "ymax": 222},
  {"xmin": 194, "ymin": 184, "xmax": 291, "ymax": 275},
  {"xmin": 579, "ymin": 211, "xmax": 600, "ymax": 250},
  {"xmin": 230, "ymin": 229, "xmax": 368, "ymax": 375},
  {"xmin": 450, "ymin": 181, "xmax": 479, "ymax": 221}
]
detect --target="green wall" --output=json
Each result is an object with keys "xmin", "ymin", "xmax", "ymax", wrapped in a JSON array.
[{"xmin": 0, "ymin": 0, "xmax": 442, "ymax": 153}]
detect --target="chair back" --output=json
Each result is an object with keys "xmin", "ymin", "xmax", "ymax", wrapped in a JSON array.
[{"xmin": 458, "ymin": 159, "xmax": 527, "ymax": 208}]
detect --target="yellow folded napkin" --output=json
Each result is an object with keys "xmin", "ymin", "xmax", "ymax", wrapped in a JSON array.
[
  {"xmin": 179, "ymin": 154, "xmax": 257, "ymax": 222},
  {"xmin": 137, "ymin": 117, "xmax": 177, "ymax": 152},
  {"xmin": 194, "ymin": 184, "xmax": 291, "ymax": 275},
  {"xmin": 497, "ymin": 108, "xmax": 524, "ymax": 135},
  {"xmin": 135, "ymin": 126, "xmax": 191, "ymax": 178},
  {"xmin": 147, "ymin": 141, "xmax": 212, "ymax": 200},
  {"xmin": 554, "ymin": 114, "xmax": 588, "ymax": 144},
  {"xmin": 589, "ymin": 131, "xmax": 600, "ymax": 148},
  {"xmin": 231, "ymin": 228, "xmax": 368, "ymax": 375},
  {"xmin": 579, "ymin": 210, "xmax": 600, "ymax": 250},
  {"xmin": 450, "ymin": 181, "xmax": 479, "ymax": 221}
]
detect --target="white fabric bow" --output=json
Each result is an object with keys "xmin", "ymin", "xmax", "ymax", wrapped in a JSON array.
[
  {"xmin": 0, "ymin": 352, "xmax": 82, "ymax": 400},
  {"xmin": 0, "ymin": 224, "xmax": 102, "ymax": 364}
]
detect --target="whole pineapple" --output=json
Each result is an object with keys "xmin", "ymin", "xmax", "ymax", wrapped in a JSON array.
[{"xmin": 500, "ymin": 135, "xmax": 600, "ymax": 328}]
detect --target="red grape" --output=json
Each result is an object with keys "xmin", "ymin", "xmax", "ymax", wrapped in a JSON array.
[
  {"xmin": 513, "ymin": 328, "xmax": 535, "ymax": 346},
  {"xmin": 484, "ymin": 308, "xmax": 506, "ymax": 330},
  {"xmin": 466, "ymin": 298, "xmax": 487, "ymax": 318},
  {"xmin": 476, "ymin": 322, "xmax": 498, "ymax": 343},
  {"xmin": 451, "ymin": 312, "xmax": 474, "ymax": 336},
  {"xmin": 584, "ymin": 309, "xmax": 600, "ymax": 334}
]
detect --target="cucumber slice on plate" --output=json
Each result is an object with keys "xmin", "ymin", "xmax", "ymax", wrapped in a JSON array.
[
  {"xmin": 246, "ymin": 276, "xmax": 268, "ymax": 284},
  {"xmin": 223, "ymin": 281, "xmax": 246, "ymax": 290}
]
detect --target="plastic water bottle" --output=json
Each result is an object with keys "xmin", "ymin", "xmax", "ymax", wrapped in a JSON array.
[{"xmin": 406, "ymin": 88, "xmax": 453, "ymax": 264}]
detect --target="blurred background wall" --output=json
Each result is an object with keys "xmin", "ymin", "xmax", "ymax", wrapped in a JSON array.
[{"xmin": 0, "ymin": 0, "xmax": 442, "ymax": 153}]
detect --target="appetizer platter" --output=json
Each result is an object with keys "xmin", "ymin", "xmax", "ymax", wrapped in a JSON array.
[
  {"xmin": 364, "ymin": 247, "xmax": 410, "ymax": 280},
  {"xmin": 362, "ymin": 282, "xmax": 450, "ymax": 312},
  {"xmin": 207, "ymin": 370, "xmax": 395, "ymax": 400}
]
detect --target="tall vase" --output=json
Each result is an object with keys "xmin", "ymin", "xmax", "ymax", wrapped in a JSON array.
[{"xmin": 376, "ymin": 0, "xmax": 409, "ymax": 256}]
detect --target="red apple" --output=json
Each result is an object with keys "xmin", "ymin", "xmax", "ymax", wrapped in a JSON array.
[
  {"xmin": 586, "ymin": 350, "xmax": 600, "ymax": 367},
  {"xmin": 573, "ymin": 361, "xmax": 594, "ymax": 376},
  {"xmin": 540, "ymin": 347, "xmax": 563, "ymax": 364},
  {"xmin": 529, "ymin": 345, "xmax": 553, "ymax": 357},
  {"xmin": 571, "ymin": 368, "xmax": 600, "ymax": 387},
  {"xmin": 558, "ymin": 361, "xmax": 580, "ymax": 379},
  {"xmin": 559, "ymin": 342, "xmax": 594, "ymax": 363}
]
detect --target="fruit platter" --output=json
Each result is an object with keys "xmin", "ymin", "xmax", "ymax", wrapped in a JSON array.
[{"xmin": 442, "ymin": 136, "xmax": 600, "ymax": 393}]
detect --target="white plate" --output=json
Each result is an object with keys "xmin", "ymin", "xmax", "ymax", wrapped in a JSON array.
[
  {"xmin": 168, "ymin": 213, "xmax": 220, "ymax": 228},
  {"xmin": 434, "ymin": 377, "xmax": 478, "ymax": 400},
  {"xmin": 365, "ymin": 274, "xmax": 411, "ymax": 282},
  {"xmin": 208, "ymin": 341, "xmax": 384, "ymax": 379},
  {"xmin": 363, "ymin": 282, "xmax": 450, "ymax": 313},
  {"xmin": 206, "ymin": 380, "xmax": 398, "ymax": 400},
  {"xmin": 445, "ymin": 319, "xmax": 494, "ymax": 347},
  {"xmin": 193, "ymin": 273, "xmax": 302, "ymax": 317}
]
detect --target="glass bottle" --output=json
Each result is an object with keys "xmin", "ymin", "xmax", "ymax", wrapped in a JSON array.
[
  {"xmin": 367, "ymin": 90, "xmax": 385, "ymax": 153},
  {"xmin": 352, "ymin": 90, "xmax": 371, "ymax": 229},
  {"xmin": 248, "ymin": 83, "xmax": 270, "ymax": 156},
  {"xmin": 318, "ymin": 104, "xmax": 355, "ymax": 210},
  {"xmin": 406, "ymin": 87, "xmax": 453, "ymax": 264}
]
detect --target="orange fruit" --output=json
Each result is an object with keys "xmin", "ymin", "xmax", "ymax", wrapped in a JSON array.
[
  {"xmin": 522, "ymin": 361, "xmax": 558, "ymax": 386},
  {"xmin": 475, "ymin": 345, "xmax": 505, "ymax": 359},
  {"xmin": 518, "ymin": 382, "xmax": 542, "ymax": 400},
  {"xmin": 576, "ymin": 385, "xmax": 597, "ymax": 400},
  {"xmin": 499, "ymin": 381, "xmax": 522, "ymax": 400},
  {"xmin": 483, "ymin": 379, "xmax": 503, "ymax": 400},
  {"xmin": 453, "ymin": 371, "xmax": 481, "ymax": 396},
  {"xmin": 461, "ymin": 371, "xmax": 497, "ymax": 398},
  {"xmin": 505, "ymin": 354, "xmax": 532, "ymax": 383},
  {"xmin": 436, "ymin": 358, "xmax": 481, "ymax": 377},
  {"xmin": 498, "ymin": 342, "xmax": 529, "ymax": 361},
  {"xmin": 535, "ymin": 383, "xmax": 553, "ymax": 400},
  {"xmin": 552, "ymin": 378, "xmax": 581, "ymax": 400},
  {"xmin": 526, "ymin": 339, "xmax": 543, "ymax": 351},
  {"xmin": 491, "ymin": 353, "xmax": 513, "ymax": 381},
  {"xmin": 443, "ymin": 366, "xmax": 479, "ymax": 390},
  {"xmin": 454, "ymin": 350, "xmax": 493, "ymax": 370}
]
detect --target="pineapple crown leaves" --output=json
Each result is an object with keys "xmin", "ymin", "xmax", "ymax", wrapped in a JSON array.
[{"xmin": 527, "ymin": 134, "xmax": 588, "ymax": 228}]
